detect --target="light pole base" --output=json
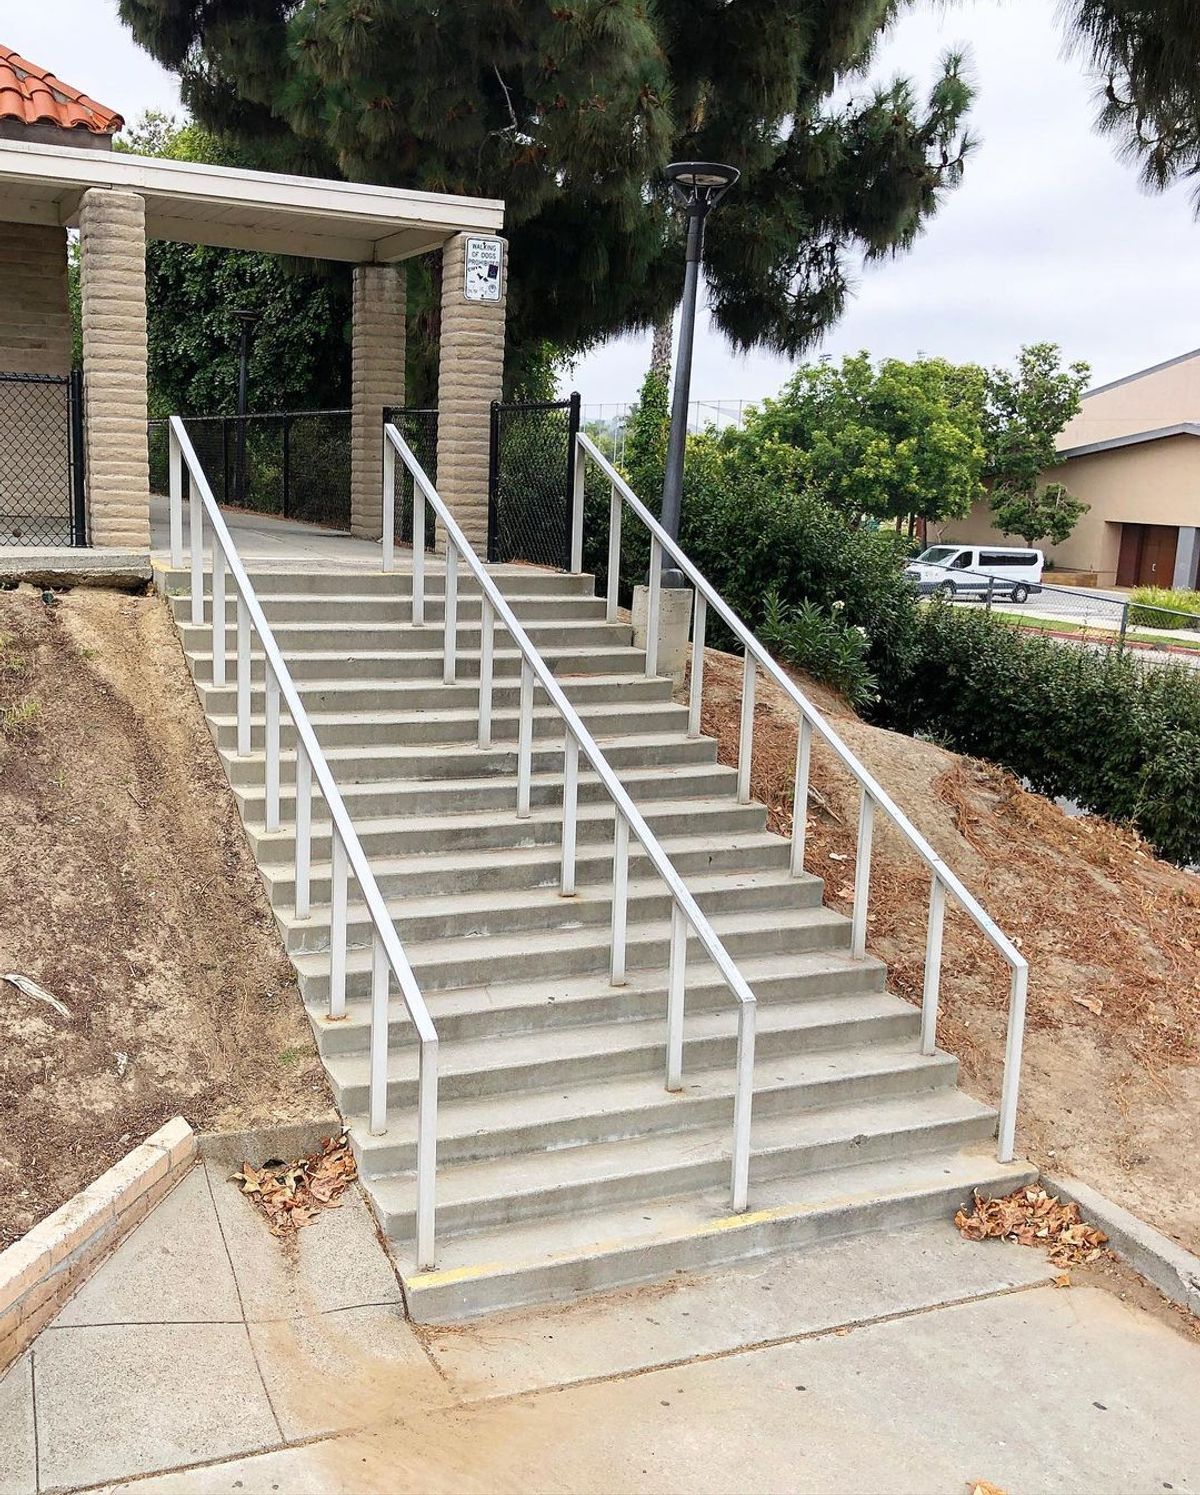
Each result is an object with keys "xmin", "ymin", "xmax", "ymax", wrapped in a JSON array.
[{"xmin": 633, "ymin": 583, "xmax": 692, "ymax": 688}]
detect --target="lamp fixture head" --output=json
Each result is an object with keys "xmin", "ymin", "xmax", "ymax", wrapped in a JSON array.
[{"xmin": 664, "ymin": 160, "xmax": 740, "ymax": 212}]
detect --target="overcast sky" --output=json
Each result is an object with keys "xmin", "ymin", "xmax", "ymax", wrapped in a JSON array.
[{"xmin": 8, "ymin": 0, "xmax": 1198, "ymax": 406}]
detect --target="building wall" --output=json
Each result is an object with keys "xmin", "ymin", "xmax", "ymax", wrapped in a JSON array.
[
  {"xmin": 1059, "ymin": 350, "xmax": 1200, "ymax": 449},
  {"xmin": 946, "ymin": 435, "xmax": 1200, "ymax": 586},
  {"xmin": 0, "ymin": 221, "xmax": 72, "ymax": 375}
]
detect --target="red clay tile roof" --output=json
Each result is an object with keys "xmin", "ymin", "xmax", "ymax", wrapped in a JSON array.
[{"xmin": 0, "ymin": 45, "xmax": 123, "ymax": 135}]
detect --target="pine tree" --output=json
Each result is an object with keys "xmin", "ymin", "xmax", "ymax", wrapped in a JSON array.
[{"xmin": 119, "ymin": 1, "xmax": 976, "ymax": 371}]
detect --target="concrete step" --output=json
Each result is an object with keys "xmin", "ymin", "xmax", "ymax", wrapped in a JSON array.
[
  {"xmin": 369, "ymin": 1089, "xmax": 996, "ymax": 1241},
  {"xmin": 178, "ymin": 616, "xmax": 633, "ymax": 657},
  {"xmin": 185, "ymin": 641, "xmax": 646, "ymax": 684},
  {"xmin": 292, "ymin": 902, "xmax": 853, "ymax": 1004},
  {"xmin": 158, "ymin": 563, "xmax": 599, "ymax": 600},
  {"xmin": 245, "ymin": 795, "xmax": 768, "ymax": 866},
  {"xmin": 311, "ymin": 947, "xmax": 885, "ymax": 1058},
  {"xmin": 280, "ymin": 865, "xmax": 824, "ymax": 955},
  {"xmin": 220, "ymin": 730, "xmax": 716, "ymax": 790},
  {"xmin": 346, "ymin": 1036, "xmax": 951, "ymax": 1175},
  {"xmin": 174, "ymin": 591, "xmax": 610, "ymax": 626},
  {"xmin": 233, "ymin": 758, "xmax": 742, "ymax": 825},
  {"xmin": 394, "ymin": 1149, "xmax": 1036, "ymax": 1321},
  {"xmin": 324, "ymin": 988, "xmax": 912, "ymax": 1114},
  {"xmin": 263, "ymin": 829, "xmax": 791, "ymax": 910}
]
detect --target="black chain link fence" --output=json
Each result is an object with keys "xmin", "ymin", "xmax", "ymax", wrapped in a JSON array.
[
  {"xmin": 1, "ymin": 370, "xmax": 87, "ymax": 546},
  {"xmin": 384, "ymin": 407, "xmax": 438, "ymax": 551},
  {"xmin": 488, "ymin": 394, "xmax": 580, "ymax": 568},
  {"xmin": 149, "ymin": 411, "xmax": 352, "ymax": 531}
]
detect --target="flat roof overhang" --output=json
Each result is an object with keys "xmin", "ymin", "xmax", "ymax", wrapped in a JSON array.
[{"xmin": 0, "ymin": 138, "xmax": 504, "ymax": 262}]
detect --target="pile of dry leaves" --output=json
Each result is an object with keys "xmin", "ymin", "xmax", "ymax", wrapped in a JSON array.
[
  {"xmin": 232, "ymin": 1131, "xmax": 357, "ymax": 1236},
  {"xmin": 955, "ymin": 1185, "xmax": 1110, "ymax": 1268}
]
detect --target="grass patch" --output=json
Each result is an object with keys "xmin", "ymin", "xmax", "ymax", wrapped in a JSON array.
[
  {"xmin": 0, "ymin": 697, "xmax": 40, "ymax": 735},
  {"xmin": 989, "ymin": 611, "xmax": 1200, "ymax": 652}
]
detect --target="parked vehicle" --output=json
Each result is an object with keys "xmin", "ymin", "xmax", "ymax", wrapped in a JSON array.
[{"xmin": 905, "ymin": 545, "xmax": 1045, "ymax": 604}]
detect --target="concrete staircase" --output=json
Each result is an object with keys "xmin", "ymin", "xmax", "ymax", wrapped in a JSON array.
[{"xmin": 164, "ymin": 562, "xmax": 1033, "ymax": 1319}]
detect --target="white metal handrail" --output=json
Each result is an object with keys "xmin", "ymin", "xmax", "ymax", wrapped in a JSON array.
[
  {"xmin": 168, "ymin": 416, "xmax": 440, "ymax": 1267},
  {"xmin": 573, "ymin": 430, "xmax": 1030, "ymax": 1163},
  {"xmin": 382, "ymin": 423, "xmax": 759, "ymax": 1212}
]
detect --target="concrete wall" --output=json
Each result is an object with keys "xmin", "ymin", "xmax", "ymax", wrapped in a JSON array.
[
  {"xmin": 949, "ymin": 435, "xmax": 1200, "ymax": 586},
  {"xmin": 0, "ymin": 221, "xmax": 73, "ymax": 542},
  {"xmin": 1060, "ymin": 351, "xmax": 1200, "ymax": 449},
  {"xmin": 350, "ymin": 263, "xmax": 406, "ymax": 540}
]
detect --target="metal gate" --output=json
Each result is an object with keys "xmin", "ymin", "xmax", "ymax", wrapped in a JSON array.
[
  {"xmin": 487, "ymin": 394, "xmax": 580, "ymax": 568},
  {"xmin": 0, "ymin": 369, "xmax": 87, "ymax": 546}
]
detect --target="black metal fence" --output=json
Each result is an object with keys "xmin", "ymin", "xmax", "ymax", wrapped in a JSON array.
[
  {"xmin": 0, "ymin": 369, "xmax": 87, "ymax": 546},
  {"xmin": 383, "ymin": 406, "xmax": 438, "ymax": 550},
  {"xmin": 149, "ymin": 410, "xmax": 352, "ymax": 531},
  {"xmin": 488, "ymin": 394, "xmax": 580, "ymax": 568}
]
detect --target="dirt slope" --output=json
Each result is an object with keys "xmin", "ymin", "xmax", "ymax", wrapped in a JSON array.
[
  {"xmin": 696, "ymin": 650, "xmax": 1200, "ymax": 1254},
  {"xmin": 0, "ymin": 585, "xmax": 331, "ymax": 1247}
]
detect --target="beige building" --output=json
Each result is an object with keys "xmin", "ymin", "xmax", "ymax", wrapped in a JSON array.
[{"xmin": 951, "ymin": 348, "xmax": 1200, "ymax": 590}]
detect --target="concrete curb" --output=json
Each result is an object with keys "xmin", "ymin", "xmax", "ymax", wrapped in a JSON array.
[
  {"xmin": 0, "ymin": 1117, "xmax": 196, "ymax": 1370},
  {"xmin": 1043, "ymin": 1172, "xmax": 1200, "ymax": 1317},
  {"xmin": 198, "ymin": 1118, "xmax": 341, "ymax": 1170},
  {"xmin": 0, "ymin": 548, "xmax": 152, "ymax": 590}
]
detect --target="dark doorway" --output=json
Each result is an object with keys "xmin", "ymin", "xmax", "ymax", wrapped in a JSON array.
[{"xmin": 1117, "ymin": 523, "xmax": 1179, "ymax": 587}]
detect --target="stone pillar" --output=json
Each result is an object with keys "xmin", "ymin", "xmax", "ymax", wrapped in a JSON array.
[
  {"xmin": 78, "ymin": 188, "xmax": 150, "ymax": 550},
  {"xmin": 350, "ymin": 264, "xmax": 406, "ymax": 540},
  {"xmin": 1173, "ymin": 526, "xmax": 1200, "ymax": 591},
  {"xmin": 436, "ymin": 232, "xmax": 507, "ymax": 553}
]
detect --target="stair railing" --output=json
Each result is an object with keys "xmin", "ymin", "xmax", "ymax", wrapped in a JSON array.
[
  {"xmin": 572, "ymin": 431, "xmax": 1030, "ymax": 1164},
  {"xmin": 382, "ymin": 423, "xmax": 759, "ymax": 1213},
  {"xmin": 168, "ymin": 416, "xmax": 440, "ymax": 1268}
]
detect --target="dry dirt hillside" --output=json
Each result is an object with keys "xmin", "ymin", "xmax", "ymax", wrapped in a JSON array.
[
  {"xmin": 696, "ymin": 650, "xmax": 1200, "ymax": 1255},
  {"xmin": 0, "ymin": 584, "xmax": 331, "ymax": 1247}
]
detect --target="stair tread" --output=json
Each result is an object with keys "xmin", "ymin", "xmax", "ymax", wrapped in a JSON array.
[
  {"xmin": 224, "ymin": 729, "xmax": 707, "ymax": 768},
  {"xmin": 393, "ymin": 1149, "xmax": 1033, "ymax": 1283},
  {"xmin": 209, "ymin": 701, "xmax": 687, "ymax": 731},
  {"xmin": 368, "ymin": 1088, "xmax": 993, "ymax": 1214}
]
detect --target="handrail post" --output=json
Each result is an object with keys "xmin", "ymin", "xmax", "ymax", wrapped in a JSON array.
[
  {"xmin": 688, "ymin": 592, "xmax": 706, "ymax": 738},
  {"xmin": 443, "ymin": 545, "xmax": 458, "ymax": 685},
  {"xmin": 645, "ymin": 538, "xmax": 661, "ymax": 678},
  {"xmin": 168, "ymin": 427, "xmax": 183, "ymax": 569},
  {"xmin": 329, "ymin": 829, "xmax": 348, "ymax": 1020},
  {"xmin": 516, "ymin": 658, "xmax": 534, "ymax": 818},
  {"xmin": 730, "ymin": 1001, "xmax": 756, "ymax": 1212},
  {"xmin": 666, "ymin": 906, "xmax": 686, "ymax": 1091},
  {"xmin": 478, "ymin": 598, "xmax": 495, "ymax": 748},
  {"xmin": 561, "ymin": 733, "xmax": 579, "ymax": 897},
  {"xmin": 610, "ymin": 813, "xmax": 629, "ymax": 986},
  {"xmin": 369, "ymin": 932, "xmax": 389, "ymax": 1135},
  {"xmin": 570, "ymin": 432, "xmax": 585, "ymax": 573},
  {"xmin": 211, "ymin": 548, "xmax": 226, "ymax": 689},
  {"xmin": 737, "ymin": 651, "xmax": 756, "ymax": 804},
  {"xmin": 236, "ymin": 597, "xmax": 251, "ymax": 757},
  {"xmin": 996, "ymin": 963, "xmax": 1028, "ymax": 1162},
  {"xmin": 851, "ymin": 789, "xmax": 875, "ymax": 959},
  {"xmin": 189, "ymin": 474, "xmax": 204, "ymax": 626},
  {"xmin": 415, "ymin": 1038, "xmax": 439, "ymax": 1269},
  {"xmin": 606, "ymin": 481, "xmax": 622, "ymax": 624},
  {"xmin": 382, "ymin": 434, "xmax": 396, "ymax": 574},
  {"xmin": 920, "ymin": 873, "xmax": 946, "ymax": 1055},
  {"xmin": 791, "ymin": 717, "xmax": 812, "ymax": 877},
  {"xmin": 294, "ymin": 747, "xmax": 312, "ymax": 920},
  {"xmin": 411, "ymin": 468, "xmax": 426, "ymax": 626},
  {"xmin": 265, "ymin": 668, "xmax": 281, "ymax": 834}
]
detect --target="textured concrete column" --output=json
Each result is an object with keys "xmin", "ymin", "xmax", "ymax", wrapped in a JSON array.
[
  {"xmin": 350, "ymin": 264, "xmax": 406, "ymax": 540},
  {"xmin": 1173, "ymin": 526, "xmax": 1200, "ymax": 590},
  {"xmin": 437, "ymin": 233, "xmax": 507, "ymax": 552},
  {"xmin": 79, "ymin": 188, "xmax": 150, "ymax": 549}
]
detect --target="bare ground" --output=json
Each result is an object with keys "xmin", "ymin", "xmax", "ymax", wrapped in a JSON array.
[
  {"xmin": 0, "ymin": 584, "xmax": 331, "ymax": 1247},
  {"xmin": 693, "ymin": 649, "xmax": 1200, "ymax": 1255}
]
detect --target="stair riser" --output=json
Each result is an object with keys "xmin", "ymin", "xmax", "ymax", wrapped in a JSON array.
[
  {"xmin": 188, "ymin": 645, "xmax": 643, "ymax": 684},
  {"xmin": 175, "ymin": 595, "xmax": 609, "ymax": 627},
  {"xmin": 235, "ymin": 762, "xmax": 740, "ymax": 822},
  {"xmin": 267, "ymin": 839, "xmax": 791, "ymax": 910},
  {"xmin": 222, "ymin": 734, "xmax": 717, "ymax": 789},
  {"xmin": 208, "ymin": 705, "xmax": 692, "ymax": 754},
  {"xmin": 353, "ymin": 1056, "xmax": 958, "ymax": 1176},
  {"xmin": 333, "ymin": 1008, "xmax": 916, "ymax": 1114},
  {"xmin": 402, "ymin": 1163, "xmax": 1038, "ymax": 1322},
  {"xmin": 247, "ymin": 801, "xmax": 766, "ymax": 867},
  {"xmin": 381, "ymin": 1111, "xmax": 996, "ymax": 1241},
  {"xmin": 161, "ymin": 568, "xmax": 599, "ymax": 600},
  {"xmin": 178, "ymin": 621, "xmax": 632, "ymax": 657},
  {"xmin": 283, "ymin": 876, "xmax": 822, "ymax": 954}
]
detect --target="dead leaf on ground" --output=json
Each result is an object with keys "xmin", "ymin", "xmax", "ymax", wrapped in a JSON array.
[
  {"xmin": 967, "ymin": 1482, "xmax": 1008, "ymax": 1495},
  {"xmin": 955, "ymin": 1185, "xmax": 1110, "ymax": 1268},
  {"xmin": 231, "ymin": 1131, "xmax": 357, "ymax": 1238},
  {"xmin": 1072, "ymin": 995, "xmax": 1104, "ymax": 1016}
]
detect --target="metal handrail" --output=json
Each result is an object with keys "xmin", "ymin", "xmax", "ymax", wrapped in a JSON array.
[
  {"xmin": 168, "ymin": 416, "xmax": 440, "ymax": 1267},
  {"xmin": 382, "ymin": 423, "xmax": 759, "ymax": 1212},
  {"xmin": 573, "ymin": 430, "xmax": 1030, "ymax": 1163}
]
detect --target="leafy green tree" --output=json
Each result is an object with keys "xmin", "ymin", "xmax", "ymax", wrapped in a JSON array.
[
  {"xmin": 118, "ymin": 1, "xmax": 977, "ymax": 369},
  {"xmin": 728, "ymin": 353, "xmax": 988, "ymax": 526},
  {"xmin": 989, "ymin": 481, "xmax": 1090, "ymax": 548},
  {"xmin": 622, "ymin": 369, "xmax": 670, "ymax": 508}
]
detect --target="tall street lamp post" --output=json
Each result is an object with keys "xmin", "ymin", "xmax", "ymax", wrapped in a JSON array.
[{"xmin": 659, "ymin": 161, "xmax": 739, "ymax": 586}]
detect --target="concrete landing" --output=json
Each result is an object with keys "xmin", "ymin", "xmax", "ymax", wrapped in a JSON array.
[{"xmin": 5, "ymin": 1156, "xmax": 1200, "ymax": 1493}]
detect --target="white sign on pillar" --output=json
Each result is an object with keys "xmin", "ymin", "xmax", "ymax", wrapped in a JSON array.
[{"xmin": 464, "ymin": 237, "xmax": 504, "ymax": 303}]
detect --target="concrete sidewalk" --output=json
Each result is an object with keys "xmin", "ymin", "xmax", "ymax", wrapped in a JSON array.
[{"xmin": 3, "ymin": 1155, "xmax": 1199, "ymax": 1494}]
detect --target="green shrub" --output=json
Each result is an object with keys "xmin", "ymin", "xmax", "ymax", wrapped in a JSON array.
[
  {"xmin": 1128, "ymin": 587, "xmax": 1200, "ymax": 630},
  {"xmin": 759, "ymin": 592, "xmax": 878, "ymax": 708}
]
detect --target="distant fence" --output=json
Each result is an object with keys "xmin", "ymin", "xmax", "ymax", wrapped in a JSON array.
[
  {"xmin": 1, "ymin": 369, "xmax": 87, "ymax": 546},
  {"xmin": 149, "ymin": 410, "xmax": 351, "ymax": 531}
]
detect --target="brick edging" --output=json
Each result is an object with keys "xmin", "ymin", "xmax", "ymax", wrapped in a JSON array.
[{"xmin": 0, "ymin": 1117, "xmax": 195, "ymax": 1370}]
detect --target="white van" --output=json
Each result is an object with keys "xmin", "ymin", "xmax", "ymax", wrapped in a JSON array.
[{"xmin": 904, "ymin": 545, "xmax": 1044, "ymax": 604}]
